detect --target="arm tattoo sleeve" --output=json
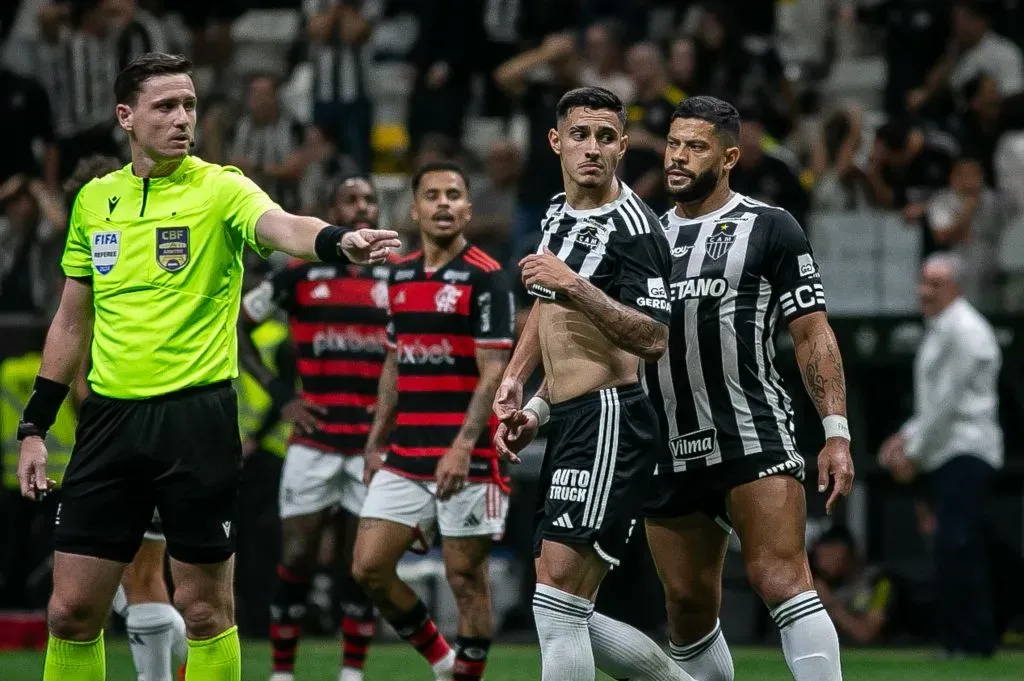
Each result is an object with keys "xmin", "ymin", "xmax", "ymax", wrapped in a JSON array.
[
  {"xmin": 565, "ymin": 278, "xmax": 668, "ymax": 362},
  {"xmin": 796, "ymin": 323, "xmax": 848, "ymax": 418}
]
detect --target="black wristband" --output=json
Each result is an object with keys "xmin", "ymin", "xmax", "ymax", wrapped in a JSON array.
[
  {"xmin": 314, "ymin": 225, "xmax": 354, "ymax": 264},
  {"xmin": 20, "ymin": 376, "xmax": 70, "ymax": 438}
]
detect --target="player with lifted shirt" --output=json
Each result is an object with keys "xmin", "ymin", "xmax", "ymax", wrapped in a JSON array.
[{"xmin": 493, "ymin": 86, "xmax": 693, "ymax": 681}]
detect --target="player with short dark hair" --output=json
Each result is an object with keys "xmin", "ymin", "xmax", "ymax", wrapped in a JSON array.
[
  {"xmin": 351, "ymin": 161, "xmax": 514, "ymax": 681},
  {"xmin": 493, "ymin": 86, "xmax": 693, "ymax": 681},
  {"xmin": 239, "ymin": 175, "xmax": 387, "ymax": 681},
  {"xmin": 640, "ymin": 95, "xmax": 853, "ymax": 681},
  {"xmin": 15, "ymin": 52, "xmax": 400, "ymax": 681}
]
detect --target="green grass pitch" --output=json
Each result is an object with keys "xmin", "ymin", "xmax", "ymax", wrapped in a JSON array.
[{"xmin": 3, "ymin": 639, "xmax": 1023, "ymax": 680}]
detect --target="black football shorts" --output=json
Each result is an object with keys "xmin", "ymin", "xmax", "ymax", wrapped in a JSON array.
[
  {"xmin": 54, "ymin": 381, "xmax": 242, "ymax": 564},
  {"xmin": 643, "ymin": 449, "xmax": 806, "ymax": 528},
  {"xmin": 533, "ymin": 383, "xmax": 660, "ymax": 568}
]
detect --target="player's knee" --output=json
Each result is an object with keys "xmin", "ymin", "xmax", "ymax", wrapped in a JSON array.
[
  {"xmin": 47, "ymin": 593, "xmax": 104, "ymax": 641},
  {"xmin": 663, "ymin": 574, "xmax": 719, "ymax": 620},
  {"xmin": 173, "ymin": 595, "xmax": 230, "ymax": 639},
  {"xmin": 445, "ymin": 563, "xmax": 488, "ymax": 606},
  {"xmin": 351, "ymin": 553, "xmax": 392, "ymax": 596},
  {"xmin": 745, "ymin": 554, "xmax": 809, "ymax": 606},
  {"xmin": 279, "ymin": 530, "xmax": 318, "ymax": 574}
]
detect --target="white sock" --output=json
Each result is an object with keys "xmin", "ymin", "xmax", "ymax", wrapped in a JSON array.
[
  {"xmin": 431, "ymin": 649, "xmax": 456, "ymax": 681},
  {"xmin": 668, "ymin": 620, "xmax": 735, "ymax": 681},
  {"xmin": 339, "ymin": 668, "xmax": 364, "ymax": 681},
  {"xmin": 126, "ymin": 602, "xmax": 181, "ymax": 681},
  {"xmin": 112, "ymin": 585, "xmax": 129, "ymax": 618},
  {"xmin": 589, "ymin": 611, "xmax": 695, "ymax": 681},
  {"xmin": 532, "ymin": 584, "xmax": 596, "ymax": 681},
  {"xmin": 770, "ymin": 591, "xmax": 843, "ymax": 681}
]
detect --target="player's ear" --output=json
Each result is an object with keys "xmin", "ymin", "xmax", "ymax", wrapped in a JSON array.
[
  {"xmin": 548, "ymin": 128, "xmax": 561, "ymax": 156},
  {"xmin": 409, "ymin": 196, "xmax": 420, "ymax": 223},
  {"xmin": 115, "ymin": 103, "xmax": 133, "ymax": 133},
  {"xmin": 723, "ymin": 145, "xmax": 740, "ymax": 173},
  {"xmin": 618, "ymin": 130, "xmax": 628, "ymax": 161}
]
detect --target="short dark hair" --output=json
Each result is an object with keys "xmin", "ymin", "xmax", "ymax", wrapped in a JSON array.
[
  {"xmin": 411, "ymin": 161, "xmax": 470, "ymax": 193},
  {"xmin": 876, "ymin": 120, "xmax": 912, "ymax": 151},
  {"xmin": 670, "ymin": 96, "xmax": 741, "ymax": 146},
  {"xmin": 115, "ymin": 52, "xmax": 193, "ymax": 105},
  {"xmin": 336, "ymin": 174, "xmax": 377, "ymax": 196},
  {"xmin": 556, "ymin": 86, "xmax": 626, "ymax": 127}
]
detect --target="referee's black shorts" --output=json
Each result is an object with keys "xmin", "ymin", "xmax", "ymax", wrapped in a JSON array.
[{"xmin": 54, "ymin": 381, "xmax": 242, "ymax": 564}]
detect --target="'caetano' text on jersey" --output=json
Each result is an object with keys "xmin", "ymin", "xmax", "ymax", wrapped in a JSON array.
[
  {"xmin": 644, "ymin": 193, "xmax": 827, "ymax": 474},
  {"xmin": 385, "ymin": 245, "xmax": 514, "ymax": 484}
]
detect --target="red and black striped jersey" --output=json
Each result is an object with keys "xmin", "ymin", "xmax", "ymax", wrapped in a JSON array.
[
  {"xmin": 383, "ymin": 244, "xmax": 515, "ymax": 483},
  {"xmin": 241, "ymin": 260, "xmax": 391, "ymax": 455}
]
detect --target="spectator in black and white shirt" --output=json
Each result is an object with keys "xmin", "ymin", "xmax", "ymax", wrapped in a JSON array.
[
  {"xmin": 304, "ymin": 0, "xmax": 381, "ymax": 174},
  {"xmin": 228, "ymin": 74, "xmax": 308, "ymax": 212}
]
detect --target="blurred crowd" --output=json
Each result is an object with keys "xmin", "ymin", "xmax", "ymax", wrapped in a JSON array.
[{"xmin": 3, "ymin": 0, "xmax": 1024, "ymax": 317}]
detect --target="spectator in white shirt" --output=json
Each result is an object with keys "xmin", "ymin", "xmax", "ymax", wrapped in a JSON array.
[{"xmin": 878, "ymin": 252, "xmax": 1002, "ymax": 658}]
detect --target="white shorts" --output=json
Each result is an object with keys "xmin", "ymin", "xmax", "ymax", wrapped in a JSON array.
[
  {"xmin": 360, "ymin": 468, "xmax": 508, "ymax": 541},
  {"xmin": 279, "ymin": 443, "xmax": 368, "ymax": 519}
]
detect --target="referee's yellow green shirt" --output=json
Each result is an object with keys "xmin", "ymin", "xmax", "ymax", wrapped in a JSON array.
[{"xmin": 61, "ymin": 156, "xmax": 280, "ymax": 399}]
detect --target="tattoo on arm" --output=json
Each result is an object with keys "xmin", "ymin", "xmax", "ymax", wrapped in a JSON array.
[
  {"xmin": 565, "ymin": 278, "xmax": 668, "ymax": 362},
  {"xmin": 365, "ymin": 351, "xmax": 399, "ymax": 451},
  {"xmin": 796, "ymin": 322, "xmax": 847, "ymax": 418},
  {"xmin": 455, "ymin": 348, "xmax": 511, "ymax": 449},
  {"xmin": 505, "ymin": 301, "xmax": 541, "ymax": 382}
]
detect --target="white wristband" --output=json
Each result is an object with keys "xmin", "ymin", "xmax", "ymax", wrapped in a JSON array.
[
  {"xmin": 822, "ymin": 415, "xmax": 850, "ymax": 441},
  {"xmin": 524, "ymin": 396, "xmax": 551, "ymax": 426}
]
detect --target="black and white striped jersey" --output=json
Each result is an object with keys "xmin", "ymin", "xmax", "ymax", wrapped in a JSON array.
[
  {"xmin": 528, "ymin": 183, "xmax": 673, "ymax": 329},
  {"xmin": 643, "ymin": 192, "xmax": 827, "ymax": 474}
]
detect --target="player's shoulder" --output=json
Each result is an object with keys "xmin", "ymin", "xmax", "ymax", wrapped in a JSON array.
[
  {"xmin": 740, "ymin": 197, "xmax": 804, "ymax": 235},
  {"xmin": 185, "ymin": 156, "xmax": 258, "ymax": 191},
  {"xmin": 609, "ymin": 186, "xmax": 664, "ymax": 238},
  {"xmin": 461, "ymin": 245, "xmax": 503, "ymax": 274}
]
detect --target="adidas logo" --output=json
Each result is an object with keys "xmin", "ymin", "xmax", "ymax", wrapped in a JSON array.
[
  {"xmin": 311, "ymin": 282, "xmax": 331, "ymax": 299},
  {"xmin": 221, "ymin": 521, "xmax": 232, "ymax": 537},
  {"xmin": 552, "ymin": 513, "xmax": 574, "ymax": 529},
  {"xmin": 464, "ymin": 514, "xmax": 480, "ymax": 527}
]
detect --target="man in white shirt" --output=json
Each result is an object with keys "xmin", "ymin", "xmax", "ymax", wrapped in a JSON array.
[{"xmin": 879, "ymin": 252, "xmax": 1002, "ymax": 657}]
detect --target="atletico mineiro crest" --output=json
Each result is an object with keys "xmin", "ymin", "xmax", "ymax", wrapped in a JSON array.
[
  {"xmin": 705, "ymin": 221, "xmax": 737, "ymax": 260},
  {"xmin": 156, "ymin": 227, "xmax": 190, "ymax": 272}
]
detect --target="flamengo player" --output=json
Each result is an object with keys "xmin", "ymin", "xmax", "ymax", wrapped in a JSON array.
[
  {"xmin": 352, "ymin": 161, "xmax": 514, "ymax": 681},
  {"xmin": 239, "ymin": 176, "xmax": 388, "ymax": 681},
  {"xmin": 642, "ymin": 96, "xmax": 852, "ymax": 681},
  {"xmin": 494, "ymin": 87, "xmax": 693, "ymax": 681}
]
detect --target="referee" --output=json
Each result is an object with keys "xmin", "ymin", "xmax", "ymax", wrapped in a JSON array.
[{"xmin": 14, "ymin": 53, "xmax": 400, "ymax": 681}]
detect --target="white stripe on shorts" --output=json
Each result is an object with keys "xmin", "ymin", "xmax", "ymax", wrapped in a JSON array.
[{"xmin": 583, "ymin": 388, "xmax": 620, "ymax": 528}]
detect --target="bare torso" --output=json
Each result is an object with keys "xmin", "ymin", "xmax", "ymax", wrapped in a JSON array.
[{"xmin": 539, "ymin": 301, "xmax": 638, "ymax": 404}]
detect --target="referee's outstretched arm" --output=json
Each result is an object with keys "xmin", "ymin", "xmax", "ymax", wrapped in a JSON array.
[
  {"xmin": 254, "ymin": 207, "xmax": 400, "ymax": 266},
  {"xmin": 16, "ymin": 277, "xmax": 93, "ymax": 499}
]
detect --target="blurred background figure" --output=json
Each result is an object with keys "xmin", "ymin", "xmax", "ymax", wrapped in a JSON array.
[
  {"xmin": 879, "ymin": 253, "xmax": 1003, "ymax": 658},
  {"xmin": 811, "ymin": 526, "xmax": 896, "ymax": 646}
]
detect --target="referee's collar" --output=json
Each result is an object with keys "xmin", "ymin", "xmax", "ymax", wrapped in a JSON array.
[
  {"xmin": 666, "ymin": 191, "xmax": 742, "ymax": 225},
  {"xmin": 126, "ymin": 155, "xmax": 194, "ymax": 187}
]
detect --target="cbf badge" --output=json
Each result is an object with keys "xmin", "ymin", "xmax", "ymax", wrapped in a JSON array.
[
  {"xmin": 156, "ymin": 227, "xmax": 189, "ymax": 272},
  {"xmin": 91, "ymin": 231, "xmax": 121, "ymax": 275}
]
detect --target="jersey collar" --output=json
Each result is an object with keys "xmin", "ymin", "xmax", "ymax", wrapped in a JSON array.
[
  {"xmin": 665, "ymin": 191, "xmax": 743, "ymax": 226},
  {"xmin": 562, "ymin": 181, "xmax": 634, "ymax": 218},
  {"xmin": 125, "ymin": 154, "xmax": 196, "ymax": 188}
]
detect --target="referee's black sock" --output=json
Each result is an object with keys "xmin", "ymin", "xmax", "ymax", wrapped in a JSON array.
[{"xmin": 270, "ymin": 564, "xmax": 310, "ymax": 676}]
